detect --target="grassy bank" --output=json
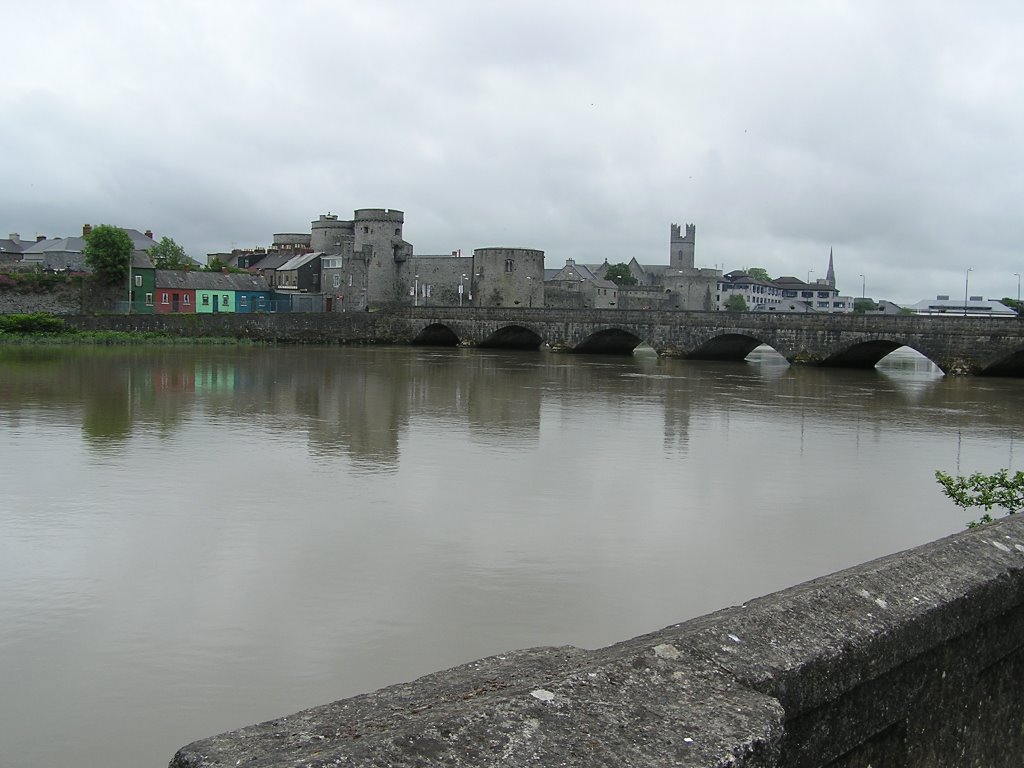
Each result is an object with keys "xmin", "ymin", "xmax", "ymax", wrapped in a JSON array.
[{"xmin": 0, "ymin": 313, "xmax": 256, "ymax": 346}]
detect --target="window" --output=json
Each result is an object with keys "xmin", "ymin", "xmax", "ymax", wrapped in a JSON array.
[
  {"xmin": 363, "ymin": 226, "xmax": 369, "ymax": 233},
  {"xmin": 134, "ymin": 275, "xmax": 143, "ymax": 287},
  {"xmin": 333, "ymin": 274, "xmax": 341, "ymax": 288},
  {"xmin": 202, "ymin": 295, "xmax": 210, "ymax": 306},
  {"xmin": 801, "ymin": 291, "xmax": 813, "ymax": 298},
  {"xmin": 348, "ymin": 275, "xmax": 353, "ymax": 287},
  {"xmin": 818, "ymin": 291, "xmax": 830, "ymax": 298},
  {"xmin": 183, "ymin": 294, "xmax": 191, "ymax": 305},
  {"xmin": 258, "ymin": 296, "xmax": 266, "ymax": 308},
  {"xmin": 223, "ymin": 294, "xmax": 229, "ymax": 304},
  {"xmin": 817, "ymin": 301, "xmax": 829, "ymax": 308},
  {"xmin": 394, "ymin": 228, "xmax": 400, "ymax": 236},
  {"xmin": 145, "ymin": 292, "xmax": 153, "ymax": 306},
  {"xmin": 240, "ymin": 295, "xmax": 248, "ymax": 306},
  {"xmin": 504, "ymin": 259, "xmax": 514, "ymax": 273},
  {"xmin": 161, "ymin": 292, "xmax": 169, "ymax": 304}
]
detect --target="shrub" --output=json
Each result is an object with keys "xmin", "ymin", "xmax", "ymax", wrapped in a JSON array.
[{"xmin": 0, "ymin": 313, "xmax": 68, "ymax": 334}]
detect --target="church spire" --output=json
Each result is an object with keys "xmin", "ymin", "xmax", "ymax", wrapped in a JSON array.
[{"xmin": 826, "ymin": 247, "xmax": 836, "ymax": 288}]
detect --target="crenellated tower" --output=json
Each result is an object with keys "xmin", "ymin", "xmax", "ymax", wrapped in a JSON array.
[{"xmin": 670, "ymin": 222, "xmax": 695, "ymax": 269}]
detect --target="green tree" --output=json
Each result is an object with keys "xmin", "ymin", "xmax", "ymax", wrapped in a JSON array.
[
  {"xmin": 84, "ymin": 225, "xmax": 133, "ymax": 285},
  {"xmin": 204, "ymin": 256, "xmax": 226, "ymax": 272},
  {"xmin": 853, "ymin": 298, "xmax": 876, "ymax": 313},
  {"xmin": 724, "ymin": 294, "xmax": 748, "ymax": 312},
  {"xmin": 935, "ymin": 469, "xmax": 1024, "ymax": 527},
  {"xmin": 149, "ymin": 236, "xmax": 191, "ymax": 269},
  {"xmin": 746, "ymin": 266, "xmax": 770, "ymax": 282},
  {"xmin": 1000, "ymin": 297, "xmax": 1022, "ymax": 314},
  {"xmin": 604, "ymin": 263, "xmax": 637, "ymax": 286}
]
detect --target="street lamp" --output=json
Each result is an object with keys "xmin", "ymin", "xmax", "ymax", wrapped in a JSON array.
[
  {"xmin": 964, "ymin": 267, "xmax": 972, "ymax": 317},
  {"xmin": 1015, "ymin": 272, "xmax": 1021, "ymax": 304},
  {"xmin": 859, "ymin": 274, "xmax": 865, "ymax": 299},
  {"xmin": 807, "ymin": 270, "xmax": 814, "ymax": 285},
  {"xmin": 459, "ymin": 273, "xmax": 466, "ymax": 307}
]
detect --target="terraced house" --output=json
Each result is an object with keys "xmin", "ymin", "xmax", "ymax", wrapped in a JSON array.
[{"xmin": 154, "ymin": 271, "xmax": 271, "ymax": 314}]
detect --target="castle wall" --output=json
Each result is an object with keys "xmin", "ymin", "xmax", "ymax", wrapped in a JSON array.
[{"xmin": 401, "ymin": 256, "xmax": 472, "ymax": 307}]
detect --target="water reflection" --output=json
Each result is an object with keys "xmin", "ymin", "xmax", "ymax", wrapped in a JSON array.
[
  {"xmin": 0, "ymin": 346, "xmax": 1018, "ymax": 470},
  {"xmin": 2, "ymin": 345, "xmax": 1024, "ymax": 768}
]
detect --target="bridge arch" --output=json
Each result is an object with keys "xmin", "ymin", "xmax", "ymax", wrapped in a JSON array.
[
  {"xmin": 977, "ymin": 344, "xmax": 1024, "ymax": 377},
  {"xmin": 683, "ymin": 331, "xmax": 792, "ymax": 362},
  {"xmin": 573, "ymin": 327, "xmax": 644, "ymax": 355},
  {"xmin": 479, "ymin": 324, "xmax": 545, "ymax": 350},
  {"xmin": 411, "ymin": 323, "xmax": 461, "ymax": 346},
  {"xmin": 820, "ymin": 338, "xmax": 910, "ymax": 369}
]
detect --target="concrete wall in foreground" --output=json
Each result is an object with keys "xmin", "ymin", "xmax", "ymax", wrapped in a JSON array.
[{"xmin": 169, "ymin": 515, "xmax": 1024, "ymax": 768}]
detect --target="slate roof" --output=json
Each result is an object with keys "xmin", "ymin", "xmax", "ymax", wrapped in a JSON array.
[
  {"xmin": 277, "ymin": 252, "xmax": 322, "ymax": 271},
  {"xmin": 250, "ymin": 252, "xmax": 297, "ymax": 270},
  {"xmin": 155, "ymin": 270, "xmax": 271, "ymax": 292},
  {"xmin": 132, "ymin": 251, "xmax": 155, "ymax": 269}
]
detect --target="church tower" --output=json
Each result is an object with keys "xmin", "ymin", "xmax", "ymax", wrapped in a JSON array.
[
  {"xmin": 826, "ymin": 247, "xmax": 836, "ymax": 288},
  {"xmin": 670, "ymin": 222, "xmax": 695, "ymax": 269}
]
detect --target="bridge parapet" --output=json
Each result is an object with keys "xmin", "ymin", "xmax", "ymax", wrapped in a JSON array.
[{"xmin": 170, "ymin": 515, "xmax": 1024, "ymax": 767}]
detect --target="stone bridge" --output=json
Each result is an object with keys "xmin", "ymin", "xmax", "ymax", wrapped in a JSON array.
[
  {"xmin": 405, "ymin": 307, "xmax": 1024, "ymax": 375},
  {"xmin": 65, "ymin": 309, "xmax": 1024, "ymax": 375}
]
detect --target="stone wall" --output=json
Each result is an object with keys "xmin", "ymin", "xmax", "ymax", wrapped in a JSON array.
[
  {"xmin": 0, "ymin": 280, "xmax": 123, "ymax": 315},
  {"xmin": 169, "ymin": 515, "xmax": 1024, "ymax": 767}
]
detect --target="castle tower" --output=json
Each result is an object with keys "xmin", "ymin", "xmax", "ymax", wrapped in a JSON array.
[
  {"xmin": 670, "ymin": 222, "xmax": 695, "ymax": 269},
  {"xmin": 825, "ymin": 247, "xmax": 836, "ymax": 288},
  {"xmin": 353, "ymin": 208, "xmax": 411, "ymax": 306},
  {"xmin": 311, "ymin": 213, "xmax": 355, "ymax": 254}
]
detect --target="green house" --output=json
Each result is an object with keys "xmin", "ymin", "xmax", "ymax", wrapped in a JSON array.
[
  {"xmin": 196, "ymin": 286, "xmax": 236, "ymax": 313},
  {"xmin": 128, "ymin": 251, "xmax": 156, "ymax": 314}
]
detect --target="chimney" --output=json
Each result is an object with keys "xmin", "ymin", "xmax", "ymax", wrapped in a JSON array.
[
  {"xmin": 36, "ymin": 234, "xmax": 46, "ymax": 242},
  {"xmin": 82, "ymin": 224, "xmax": 92, "ymax": 238},
  {"xmin": 8, "ymin": 233, "xmax": 19, "ymax": 241},
  {"xmin": 144, "ymin": 229, "xmax": 154, "ymax": 239}
]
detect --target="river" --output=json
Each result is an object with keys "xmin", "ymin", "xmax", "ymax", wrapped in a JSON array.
[{"xmin": 0, "ymin": 344, "xmax": 1021, "ymax": 767}]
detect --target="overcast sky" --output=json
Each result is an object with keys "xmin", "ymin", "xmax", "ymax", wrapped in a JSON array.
[{"xmin": 4, "ymin": 1, "xmax": 1023, "ymax": 303}]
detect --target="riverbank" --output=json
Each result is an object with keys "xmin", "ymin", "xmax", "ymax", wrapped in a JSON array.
[{"xmin": 0, "ymin": 312, "xmax": 259, "ymax": 346}]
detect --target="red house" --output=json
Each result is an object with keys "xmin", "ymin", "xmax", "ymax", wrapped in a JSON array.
[{"xmin": 155, "ymin": 271, "xmax": 197, "ymax": 314}]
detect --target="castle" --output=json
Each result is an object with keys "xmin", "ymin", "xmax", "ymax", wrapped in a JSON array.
[{"xmin": 217, "ymin": 211, "xmax": 725, "ymax": 312}]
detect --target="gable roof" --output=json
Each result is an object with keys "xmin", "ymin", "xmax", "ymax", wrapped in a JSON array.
[
  {"xmin": 277, "ymin": 252, "xmax": 322, "ymax": 271},
  {"xmin": 248, "ymin": 252, "xmax": 294, "ymax": 270}
]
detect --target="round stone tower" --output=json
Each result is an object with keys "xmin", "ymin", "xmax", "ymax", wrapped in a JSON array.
[
  {"xmin": 311, "ymin": 213, "xmax": 355, "ymax": 254},
  {"xmin": 471, "ymin": 247, "xmax": 545, "ymax": 307},
  {"xmin": 354, "ymin": 209, "xmax": 409, "ymax": 306}
]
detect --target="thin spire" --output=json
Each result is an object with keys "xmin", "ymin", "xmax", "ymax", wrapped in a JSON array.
[{"xmin": 826, "ymin": 247, "xmax": 836, "ymax": 288}]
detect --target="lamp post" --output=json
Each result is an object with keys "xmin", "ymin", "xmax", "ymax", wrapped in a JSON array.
[
  {"xmin": 807, "ymin": 270, "xmax": 814, "ymax": 285},
  {"xmin": 859, "ymin": 274, "xmax": 865, "ymax": 299},
  {"xmin": 459, "ymin": 273, "xmax": 466, "ymax": 307},
  {"xmin": 964, "ymin": 267, "xmax": 972, "ymax": 317},
  {"xmin": 1015, "ymin": 272, "xmax": 1021, "ymax": 304},
  {"xmin": 414, "ymin": 274, "xmax": 419, "ymax": 307}
]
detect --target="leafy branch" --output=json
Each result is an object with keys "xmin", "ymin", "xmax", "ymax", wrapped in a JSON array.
[{"xmin": 935, "ymin": 469, "xmax": 1024, "ymax": 527}]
